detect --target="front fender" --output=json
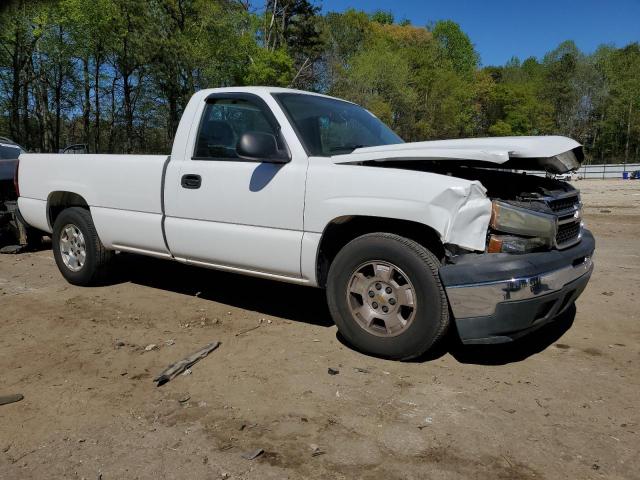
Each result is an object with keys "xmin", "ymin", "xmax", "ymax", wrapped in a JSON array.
[{"xmin": 305, "ymin": 162, "xmax": 491, "ymax": 251}]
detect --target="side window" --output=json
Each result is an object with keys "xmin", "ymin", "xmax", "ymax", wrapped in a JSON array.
[{"xmin": 194, "ymin": 98, "xmax": 277, "ymax": 160}]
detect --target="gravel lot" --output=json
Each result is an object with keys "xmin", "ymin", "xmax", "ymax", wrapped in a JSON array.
[{"xmin": 0, "ymin": 179, "xmax": 638, "ymax": 479}]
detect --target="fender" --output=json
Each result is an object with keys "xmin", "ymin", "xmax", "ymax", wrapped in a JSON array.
[{"xmin": 304, "ymin": 160, "xmax": 492, "ymax": 252}]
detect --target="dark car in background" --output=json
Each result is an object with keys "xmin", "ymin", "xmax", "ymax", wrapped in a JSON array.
[
  {"xmin": 0, "ymin": 137, "xmax": 22, "ymax": 181},
  {"xmin": 0, "ymin": 137, "xmax": 39, "ymax": 248}
]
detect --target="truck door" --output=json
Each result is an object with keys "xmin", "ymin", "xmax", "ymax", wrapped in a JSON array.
[{"xmin": 163, "ymin": 93, "xmax": 307, "ymax": 278}]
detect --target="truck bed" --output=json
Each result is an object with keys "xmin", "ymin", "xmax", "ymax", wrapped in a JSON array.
[{"xmin": 18, "ymin": 154, "xmax": 169, "ymax": 255}]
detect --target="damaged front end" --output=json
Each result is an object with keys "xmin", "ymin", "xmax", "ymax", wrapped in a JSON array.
[
  {"xmin": 434, "ymin": 169, "xmax": 594, "ymax": 344},
  {"xmin": 332, "ymin": 135, "xmax": 586, "ymax": 255},
  {"xmin": 329, "ymin": 135, "xmax": 595, "ymax": 343},
  {"xmin": 452, "ymin": 168, "xmax": 584, "ymax": 254}
]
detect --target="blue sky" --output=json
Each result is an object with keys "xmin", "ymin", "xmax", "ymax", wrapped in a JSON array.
[{"xmin": 318, "ymin": 0, "xmax": 640, "ymax": 66}]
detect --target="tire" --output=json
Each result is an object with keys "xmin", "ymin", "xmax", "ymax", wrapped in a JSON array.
[
  {"xmin": 326, "ymin": 233, "xmax": 449, "ymax": 360},
  {"xmin": 52, "ymin": 207, "xmax": 113, "ymax": 285}
]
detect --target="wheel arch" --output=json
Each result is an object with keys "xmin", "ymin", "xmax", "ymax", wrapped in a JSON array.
[
  {"xmin": 47, "ymin": 191, "xmax": 90, "ymax": 230},
  {"xmin": 315, "ymin": 215, "xmax": 445, "ymax": 288}
]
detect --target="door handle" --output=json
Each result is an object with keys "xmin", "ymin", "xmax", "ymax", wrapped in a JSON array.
[{"xmin": 181, "ymin": 174, "xmax": 201, "ymax": 189}]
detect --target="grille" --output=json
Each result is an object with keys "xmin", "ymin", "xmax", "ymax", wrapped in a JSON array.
[
  {"xmin": 547, "ymin": 194, "xmax": 579, "ymax": 213},
  {"xmin": 556, "ymin": 221, "xmax": 581, "ymax": 246}
]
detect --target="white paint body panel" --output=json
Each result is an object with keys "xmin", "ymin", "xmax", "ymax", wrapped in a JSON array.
[
  {"xmin": 166, "ymin": 217, "xmax": 302, "ymax": 276},
  {"xmin": 332, "ymin": 136, "xmax": 581, "ymax": 166},
  {"xmin": 18, "ymin": 153, "xmax": 167, "ymax": 213},
  {"xmin": 91, "ymin": 207, "xmax": 168, "ymax": 255},
  {"xmin": 17, "ymin": 197, "xmax": 48, "ymax": 232},
  {"xmin": 163, "ymin": 88, "xmax": 309, "ymax": 278},
  {"xmin": 18, "ymin": 153, "xmax": 168, "ymax": 253},
  {"xmin": 304, "ymin": 158, "xmax": 491, "ymax": 251}
]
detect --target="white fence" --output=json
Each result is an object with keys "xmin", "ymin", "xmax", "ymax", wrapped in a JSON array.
[
  {"xmin": 577, "ymin": 163, "xmax": 640, "ymax": 179},
  {"xmin": 522, "ymin": 163, "xmax": 640, "ymax": 179}
]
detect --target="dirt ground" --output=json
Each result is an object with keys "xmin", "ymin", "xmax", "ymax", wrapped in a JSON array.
[{"xmin": 0, "ymin": 179, "xmax": 638, "ymax": 480}]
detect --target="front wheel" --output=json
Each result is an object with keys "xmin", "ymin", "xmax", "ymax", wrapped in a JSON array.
[
  {"xmin": 326, "ymin": 233, "xmax": 449, "ymax": 360},
  {"xmin": 52, "ymin": 207, "xmax": 113, "ymax": 285}
]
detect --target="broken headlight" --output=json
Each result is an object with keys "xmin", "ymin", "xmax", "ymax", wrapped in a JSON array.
[
  {"xmin": 487, "ymin": 234, "xmax": 549, "ymax": 253},
  {"xmin": 488, "ymin": 201, "xmax": 556, "ymax": 253}
]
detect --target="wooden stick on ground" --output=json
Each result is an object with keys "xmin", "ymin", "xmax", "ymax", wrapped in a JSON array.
[
  {"xmin": 153, "ymin": 342, "xmax": 221, "ymax": 386},
  {"xmin": 0, "ymin": 394, "xmax": 24, "ymax": 406}
]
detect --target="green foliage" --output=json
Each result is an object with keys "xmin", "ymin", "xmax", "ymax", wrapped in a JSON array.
[
  {"xmin": 369, "ymin": 10, "xmax": 394, "ymax": 25},
  {"xmin": 431, "ymin": 20, "xmax": 479, "ymax": 76},
  {"xmin": 244, "ymin": 47, "xmax": 295, "ymax": 86},
  {"xmin": 0, "ymin": 1, "xmax": 638, "ymax": 162}
]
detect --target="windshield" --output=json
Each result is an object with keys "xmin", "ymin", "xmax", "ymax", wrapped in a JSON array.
[{"xmin": 273, "ymin": 93, "xmax": 403, "ymax": 156}]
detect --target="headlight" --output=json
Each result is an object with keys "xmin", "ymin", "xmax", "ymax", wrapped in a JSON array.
[
  {"xmin": 490, "ymin": 201, "xmax": 555, "ymax": 241},
  {"xmin": 487, "ymin": 234, "xmax": 549, "ymax": 253}
]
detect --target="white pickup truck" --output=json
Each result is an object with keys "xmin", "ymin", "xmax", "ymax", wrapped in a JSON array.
[{"xmin": 17, "ymin": 87, "xmax": 595, "ymax": 359}]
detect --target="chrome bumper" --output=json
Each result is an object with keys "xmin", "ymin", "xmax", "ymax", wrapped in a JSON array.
[{"xmin": 445, "ymin": 256, "xmax": 593, "ymax": 319}]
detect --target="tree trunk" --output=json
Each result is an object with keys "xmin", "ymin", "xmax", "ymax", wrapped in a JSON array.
[
  {"xmin": 168, "ymin": 92, "xmax": 178, "ymax": 145},
  {"xmin": 108, "ymin": 75, "xmax": 117, "ymax": 153},
  {"xmin": 21, "ymin": 79, "xmax": 29, "ymax": 149},
  {"xmin": 53, "ymin": 25, "xmax": 64, "ymax": 152},
  {"xmin": 54, "ymin": 68, "xmax": 62, "ymax": 152},
  {"xmin": 10, "ymin": 59, "xmax": 22, "ymax": 142},
  {"xmin": 123, "ymin": 71, "xmax": 133, "ymax": 153},
  {"xmin": 83, "ymin": 56, "xmax": 91, "ymax": 147},
  {"xmin": 94, "ymin": 48, "xmax": 102, "ymax": 153},
  {"xmin": 29, "ymin": 54, "xmax": 53, "ymax": 152},
  {"xmin": 9, "ymin": 19, "xmax": 26, "ymax": 143},
  {"xmin": 121, "ymin": 12, "xmax": 134, "ymax": 154}
]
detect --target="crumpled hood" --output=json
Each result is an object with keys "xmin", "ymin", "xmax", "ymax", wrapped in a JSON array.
[{"xmin": 331, "ymin": 136, "xmax": 584, "ymax": 173}]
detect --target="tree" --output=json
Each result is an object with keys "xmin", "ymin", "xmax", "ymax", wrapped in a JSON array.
[
  {"xmin": 263, "ymin": 0, "xmax": 321, "ymax": 88},
  {"xmin": 431, "ymin": 20, "xmax": 478, "ymax": 77},
  {"xmin": 370, "ymin": 10, "xmax": 394, "ymax": 25},
  {"xmin": 60, "ymin": 0, "xmax": 115, "ymax": 152},
  {"xmin": 1, "ymin": 2, "xmax": 638, "ymax": 162}
]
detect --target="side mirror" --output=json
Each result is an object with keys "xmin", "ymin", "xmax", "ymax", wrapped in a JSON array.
[{"xmin": 237, "ymin": 131, "xmax": 290, "ymax": 163}]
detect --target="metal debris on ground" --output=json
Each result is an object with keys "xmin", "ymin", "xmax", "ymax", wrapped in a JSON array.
[
  {"xmin": 241, "ymin": 448, "xmax": 264, "ymax": 460},
  {"xmin": 328, "ymin": 368, "xmax": 339, "ymax": 375},
  {"xmin": 0, "ymin": 394, "xmax": 24, "ymax": 406},
  {"xmin": 144, "ymin": 344, "xmax": 157, "ymax": 351},
  {"xmin": 154, "ymin": 341, "xmax": 221, "ymax": 386}
]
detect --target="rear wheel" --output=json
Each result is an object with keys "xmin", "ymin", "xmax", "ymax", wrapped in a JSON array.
[
  {"xmin": 52, "ymin": 207, "xmax": 113, "ymax": 285},
  {"xmin": 326, "ymin": 233, "xmax": 449, "ymax": 360}
]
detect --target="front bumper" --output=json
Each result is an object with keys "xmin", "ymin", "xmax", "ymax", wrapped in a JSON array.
[{"xmin": 439, "ymin": 229, "xmax": 595, "ymax": 344}]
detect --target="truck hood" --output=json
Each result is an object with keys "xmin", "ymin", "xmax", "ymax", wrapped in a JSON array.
[{"xmin": 331, "ymin": 136, "xmax": 584, "ymax": 174}]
